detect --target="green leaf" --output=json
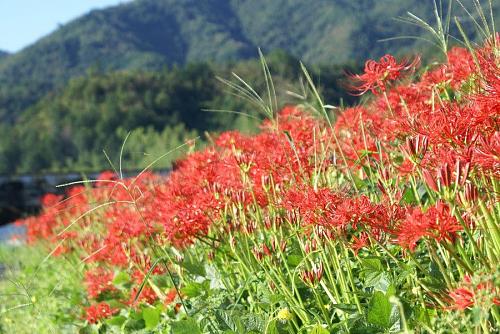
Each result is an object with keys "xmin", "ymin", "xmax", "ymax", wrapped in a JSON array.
[
  {"xmin": 171, "ymin": 318, "xmax": 202, "ymax": 334},
  {"xmin": 401, "ymin": 187, "xmax": 417, "ymax": 205},
  {"xmin": 309, "ymin": 324, "xmax": 330, "ymax": 334},
  {"xmin": 286, "ymin": 254, "xmax": 302, "ymax": 267},
  {"xmin": 266, "ymin": 320, "xmax": 279, "ymax": 334},
  {"xmin": 266, "ymin": 319, "xmax": 289, "ymax": 334},
  {"xmin": 78, "ymin": 324, "xmax": 100, "ymax": 334},
  {"xmin": 124, "ymin": 318, "xmax": 146, "ymax": 331},
  {"xmin": 106, "ymin": 315, "xmax": 127, "ymax": 327},
  {"xmin": 471, "ymin": 307, "xmax": 482, "ymax": 325},
  {"xmin": 182, "ymin": 257, "xmax": 206, "ymax": 277},
  {"xmin": 330, "ymin": 304, "xmax": 358, "ymax": 313},
  {"xmin": 142, "ymin": 307, "xmax": 160, "ymax": 330},
  {"xmin": 367, "ymin": 291, "xmax": 392, "ymax": 328},
  {"xmin": 215, "ymin": 310, "xmax": 244, "ymax": 332},
  {"xmin": 361, "ymin": 257, "xmax": 388, "ymax": 290},
  {"xmin": 386, "ymin": 285, "xmax": 396, "ymax": 297},
  {"xmin": 428, "ymin": 261, "xmax": 445, "ymax": 283},
  {"xmin": 267, "ymin": 293, "xmax": 285, "ymax": 304},
  {"xmin": 361, "ymin": 257, "xmax": 383, "ymax": 272},
  {"xmin": 112, "ymin": 271, "xmax": 130, "ymax": 286},
  {"xmin": 206, "ymin": 264, "xmax": 225, "ymax": 289},
  {"xmin": 181, "ymin": 281, "xmax": 204, "ymax": 298},
  {"xmin": 352, "ymin": 175, "xmax": 369, "ymax": 190},
  {"xmin": 349, "ymin": 324, "xmax": 380, "ymax": 334},
  {"xmin": 242, "ymin": 314, "xmax": 265, "ymax": 332}
]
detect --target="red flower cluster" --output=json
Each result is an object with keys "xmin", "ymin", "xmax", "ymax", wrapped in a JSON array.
[
  {"xmin": 350, "ymin": 54, "xmax": 420, "ymax": 95},
  {"xmin": 144, "ymin": 106, "xmax": 330, "ymax": 247},
  {"xmin": 85, "ymin": 302, "xmax": 117, "ymax": 324},
  {"xmin": 342, "ymin": 42, "xmax": 499, "ymax": 179},
  {"xmin": 449, "ymin": 275, "xmax": 500, "ymax": 310},
  {"xmin": 16, "ymin": 38, "xmax": 498, "ymax": 322},
  {"xmin": 84, "ymin": 268, "xmax": 116, "ymax": 299},
  {"xmin": 397, "ymin": 202, "xmax": 462, "ymax": 250}
]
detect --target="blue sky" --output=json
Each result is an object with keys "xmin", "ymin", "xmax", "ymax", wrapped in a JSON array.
[{"xmin": 0, "ymin": 0, "xmax": 130, "ymax": 52}]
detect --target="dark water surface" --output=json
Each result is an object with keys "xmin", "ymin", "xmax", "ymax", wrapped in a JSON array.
[
  {"xmin": 0, "ymin": 170, "xmax": 156, "ymax": 226},
  {"xmin": 0, "ymin": 172, "xmax": 100, "ymax": 226}
]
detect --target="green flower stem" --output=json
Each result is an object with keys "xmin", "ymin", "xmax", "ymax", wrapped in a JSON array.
[
  {"xmin": 311, "ymin": 287, "xmax": 332, "ymax": 328},
  {"xmin": 318, "ymin": 280, "xmax": 338, "ymax": 306},
  {"xmin": 328, "ymin": 241, "xmax": 352, "ymax": 303},
  {"xmin": 478, "ymin": 200, "xmax": 500, "ymax": 256},
  {"xmin": 426, "ymin": 240, "xmax": 453, "ymax": 289},
  {"xmin": 412, "ymin": 275, "xmax": 431, "ymax": 325},
  {"xmin": 492, "ymin": 307, "xmax": 500, "ymax": 326},
  {"xmin": 276, "ymin": 230, "xmax": 307, "ymax": 313},
  {"xmin": 342, "ymin": 246, "xmax": 362, "ymax": 313},
  {"xmin": 410, "ymin": 174, "xmax": 423, "ymax": 206},
  {"xmin": 450, "ymin": 203, "xmax": 489, "ymax": 268},
  {"xmin": 440, "ymin": 242, "xmax": 473, "ymax": 274},
  {"xmin": 317, "ymin": 247, "xmax": 343, "ymax": 305},
  {"xmin": 390, "ymin": 296, "xmax": 410, "ymax": 333},
  {"xmin": 259, "ymin": 259, "xmax": 309, "ymax": 324}
]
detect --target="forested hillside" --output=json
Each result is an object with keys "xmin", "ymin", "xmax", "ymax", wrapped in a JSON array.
[
  {"xmin": 0, "ymin": 0, "xmax": 497, "ymax": 173},
  {"xmin": 2, "ymin": 0, "xmax": 497, "ymax": 121},
  {"xmin": 0, "ymin": 52, "xmax": 358, "ymax": 173}
]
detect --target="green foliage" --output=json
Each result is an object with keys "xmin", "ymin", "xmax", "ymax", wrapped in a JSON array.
[
  {"xmin": 366, "ymin": 291, "xmax": 394, "ymax": 329},
  {"xmin": 170, "ymin": 318, "xmax": 201, "ymax": 334},
  {"xmin": 0, "ymin": 244, "xmax": 86, "ymax": 334},
  {"xmin": 142, "ymin": 307, "xmax": 161, "ymax": 330}
]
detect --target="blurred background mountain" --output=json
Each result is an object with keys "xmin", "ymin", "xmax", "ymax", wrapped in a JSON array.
[{"xmin": 0, "ymin": 0, "xmax": 498, "ymax": 174}]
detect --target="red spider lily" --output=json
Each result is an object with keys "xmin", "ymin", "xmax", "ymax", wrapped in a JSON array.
[
  {"xmin": 474, "ymin": 132, "xmax": 500, "ymax": 177},
  {"xmin": 405, "ymin": 135, "xmax": 429, "ymax": 158},
  {"xmin": 164, "ymin": 288, "xmax": 178, "ymax": 305},
  {"xmin": 334, "ymin": 106, "xmax": 386, "ymax": 166},
  {"xmin": 304, "ymin": 239, "xmax": 317, "ymax": 254},
  {"xmin": 85, "ymin": 302, "xmax": 117, "ymax": 324},
  {"xmin": 40, "ymin": 193, "xmax": 64, "ymax": 207},
  {"xmin": 262, "ymin": 244, "xmax": 272, "ymax": 257},
  {"xmin": 464, "ymin": 183, "xmax": 479, "ymax": 203},
  {"xmin": 128, "ymin": 286, "xmax": 159, "ymax": 306},
  {"xmin": 396, "ymin": 202, "xmax": 462, "ymax": 250},
  {"xmin": 448, "ymin": 275, "xmax": 500, "ymax": 310},
  {"xmin": 350, "ymin": 54, "xmax": 420, "ymax": 95},
  {"xmin": 85, "ymin": 268, "xmax": 116, "ymax": 299},
  {"xmin": 331, "ymin": 195, "xmax": 398, "ymax": 234},
  {"xmin": 252, "ymin": 246, "xmax": 264, "ymax": 261},
  {"xmin": 96, "ymin": 170, "xmax": 118, "ymax": 182},
  {"xmin": 438, "ymin": 163, "xmax": 452, "ymax": 188},
  {"xmin": 300, "ymin": 262, "xmax": 324, "ymax": 285},
  {"xmin": 351, "ymin": 232, "xmax": 370, "ymax": 254},
  {"xmin": 445, "ymin": 47, "xmax": 476, "ymax": 88},
  {"xmin": 271, "ymin": 239, "xmax": 287, "ymax": 253},
  {"xmin": 454, "ymin": 159, "xmax": 470, "ymax": 187},
  {"xmin": 15, "ymin": 37, "xmax": 500, "ymax": 323},
  {"xmin": 449, "ymin": 287, "xmax": 475, "ymax": 310}
]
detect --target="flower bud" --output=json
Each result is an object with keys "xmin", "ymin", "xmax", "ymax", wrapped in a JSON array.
[
  {"xmin": 423, "ymin": 169, "xmax": 439, "ymax": 192},
  {"xmin": 464, "ymin": 183, "xmax": 478, "ymax": 203},
  {"xmin": 438, "ymin": 163, "xmax": 452, "ymax": 188}
]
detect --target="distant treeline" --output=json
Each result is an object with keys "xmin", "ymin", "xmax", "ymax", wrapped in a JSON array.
[{"xmin": 0, "ymin": 51, "xmax": 359, "ymax": 174}]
